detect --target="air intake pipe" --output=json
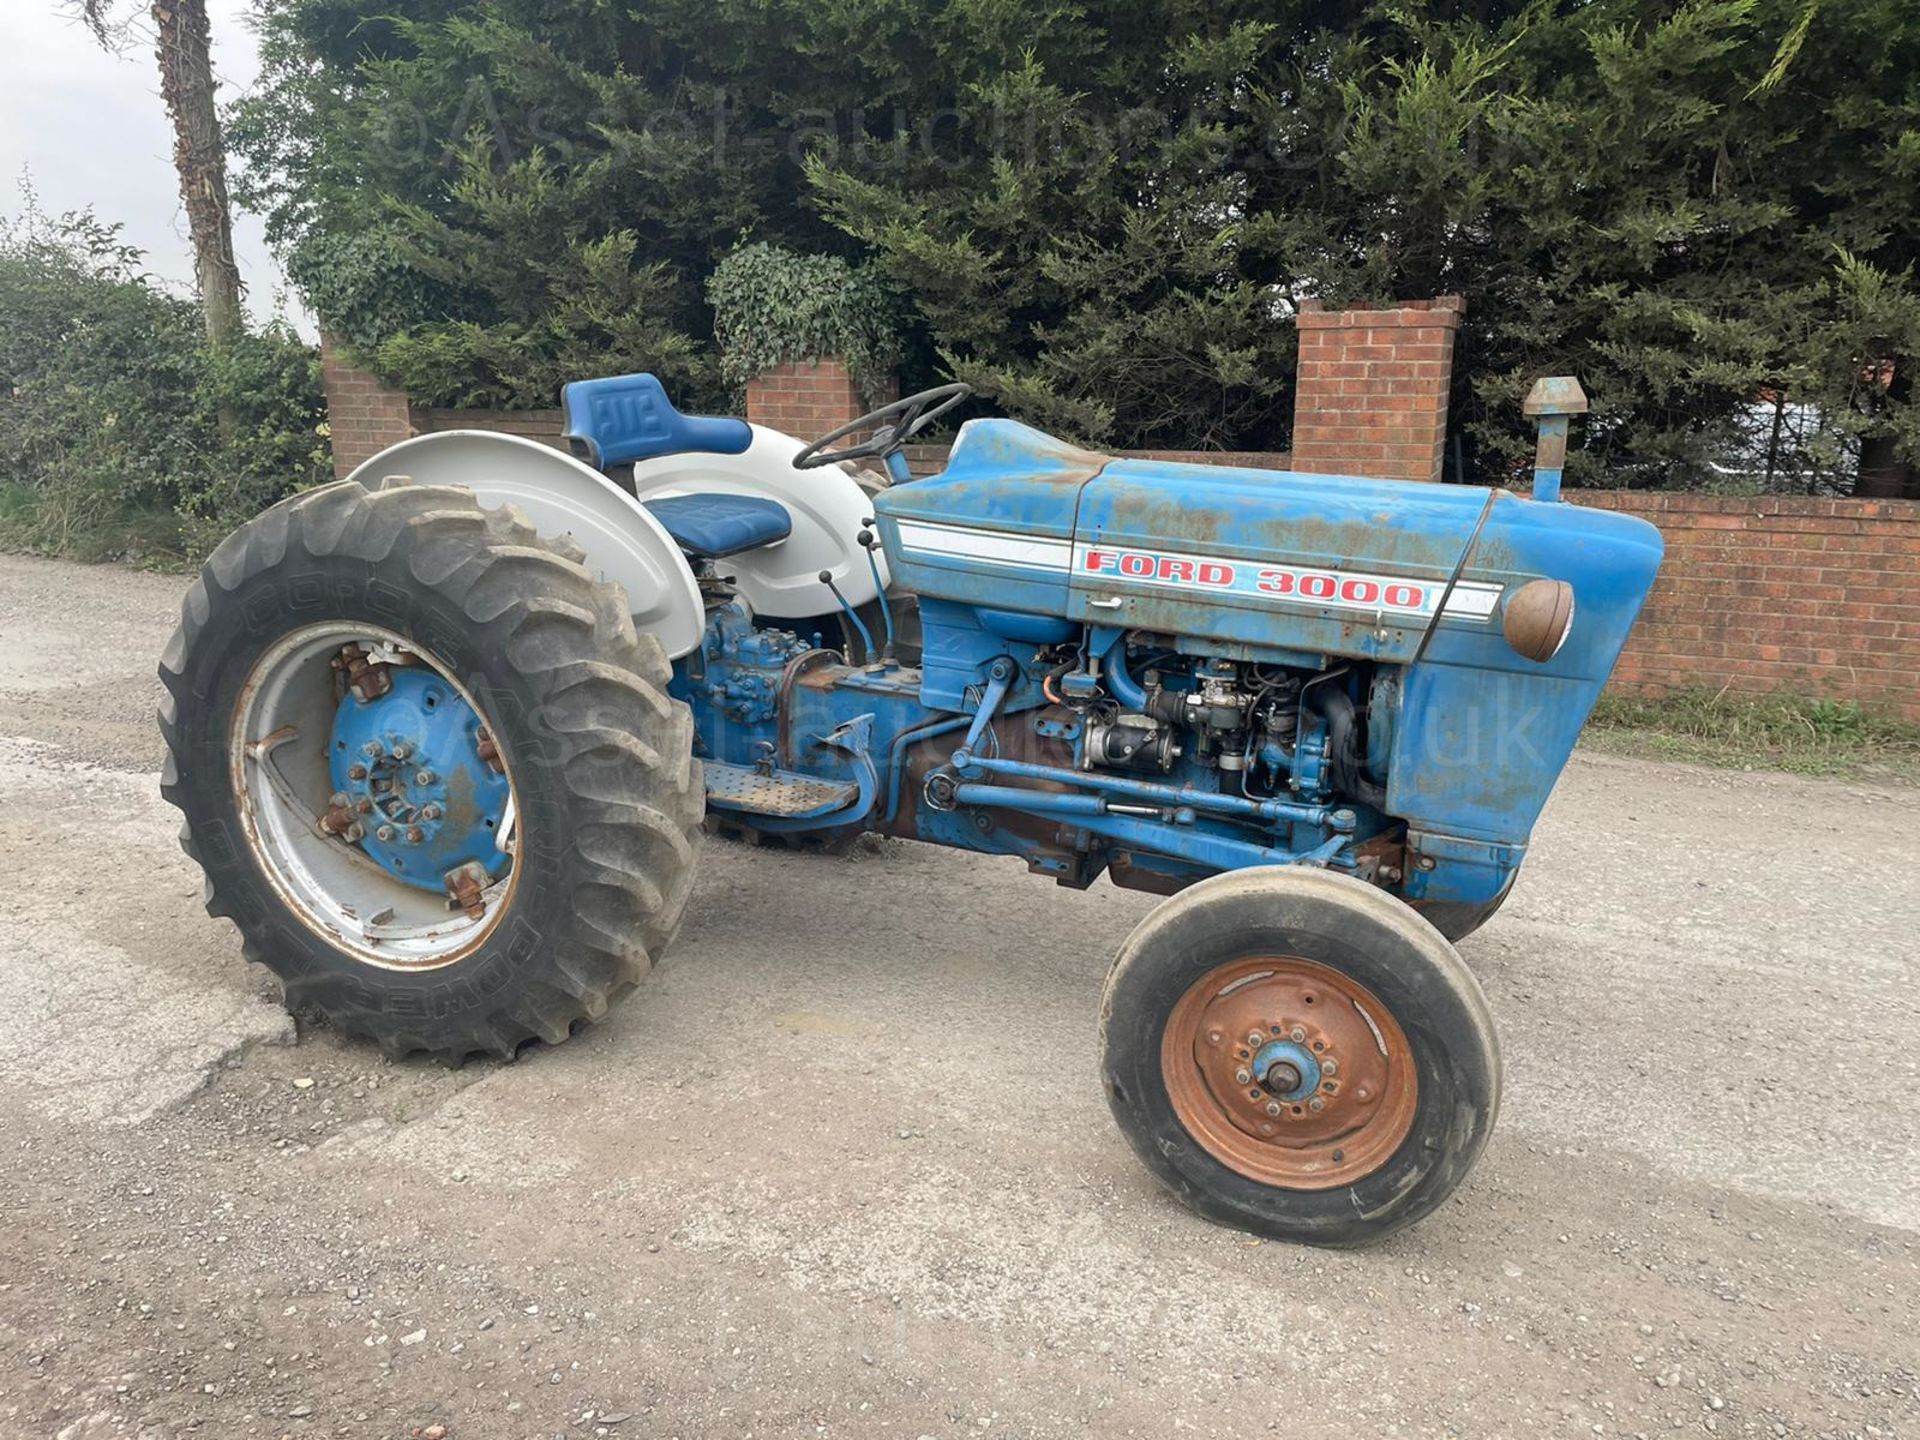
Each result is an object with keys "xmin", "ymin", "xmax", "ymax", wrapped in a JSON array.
[{"xmin": 1307, "ymin": 684, "xmax": 1388, "ymax": 812}]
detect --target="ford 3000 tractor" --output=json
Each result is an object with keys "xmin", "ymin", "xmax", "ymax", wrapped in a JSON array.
[{"xmin": 160, "ymin": 374, "xmax": 1661, "ymax": 1245}]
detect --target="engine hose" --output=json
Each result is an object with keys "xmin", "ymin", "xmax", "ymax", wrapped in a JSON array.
[
  {"xmin": 1308, "ymin": 685, "xmax": 1388, "ymax": 811},
  {"xmin": 1042, "ymin": 660, "xmax": 1074, "ymax": 707},
  {"xmin": 1098, "ymin": 635, "xmax": 1151, "ymax": 711}
]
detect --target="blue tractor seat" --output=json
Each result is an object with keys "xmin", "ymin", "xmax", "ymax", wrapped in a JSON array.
[
  {"xmin": 562, "ymin": 373, "xmax": 753, "ymax": 469},
  {"xmin": 642, "ymin": 494, "xmax": 793, "ymax": 559}
]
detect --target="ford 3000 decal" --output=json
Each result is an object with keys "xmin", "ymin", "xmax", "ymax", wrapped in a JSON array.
[
  {"xmin": 1074, "ymin": 542, "xmax": 1502, "ymax": 621},
  {"xmin": 890, "ymin": 522, "xmax": 1502, "ymax": 622}
]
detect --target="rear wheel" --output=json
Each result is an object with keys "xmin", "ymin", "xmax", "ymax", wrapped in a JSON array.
[
  {"xmin": 159, "ymin": 479, "xmax": 703, "ymax": 1062},
  {"xmin": 1099, "ymin": 867, "xmax": 1499, "ymax": 1246}
]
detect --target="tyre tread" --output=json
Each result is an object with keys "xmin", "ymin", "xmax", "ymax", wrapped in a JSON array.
[{"xmin": 159, "ymin": 479, "xmax": 704, "ymax": 1064}]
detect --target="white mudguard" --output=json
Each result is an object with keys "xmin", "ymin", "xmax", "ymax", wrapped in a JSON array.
[
  {"xmin": 626, "ymin": 425, "xmax": 885, "ymax": 618},
  {"xmin": 342, "ymin": 431, "xmax": 706, "ymax": 660}
]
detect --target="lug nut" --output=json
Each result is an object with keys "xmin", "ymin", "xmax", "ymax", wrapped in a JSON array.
[
  {"xmin": 415, "ymin": 770, "xmax": 436, "ymax": 787},
  {"xmin": 344, "ymin": 823, "xmax": 365, "ymax": 843},
  {"xmin": 329, "ymin": 791, "xmax": 350, "ymax": 809},
  {"xmin": 1265, "ymin": 1100, "xmax": 1282, "ymax": 1117},
  {"xmin": 406, "ymin": 826, "xmax": 424, "ymax": 844},
  {"xmin": 1308, "ymin": 1096, "xmax": 1326, "ymax": 1112},
  {"xmin": 376, "ymin": 825, "xmax": 395, "ymax": 843},
  {"xmin": 1247, "ymin": 1031, "xmax": 1263, "ymax": 1047},
  {"xmin": 361, "ymin": 742, "xmax": 382, "ymax": 758},
  {"xmin": 392, "ymin": 743, "xmax": 412, "ymax": 761},
  {"xmin": 1234, "ymin": 1068, "xmax": 1252, "ymax": 1086},
  {"xmin": 1322, "ymin": 1058, "xmax": 1338, "ymax": 1076},
  {"xmin": 419, "ymin": 804, "xmax": 442, "ymax": 821},
  {"xmin": 355, "ymin": 798, "xmax": 373, "ymax": 814},
  {"xmin": 347, "ymin": 764, "xmax": 367, "ymax": 781},
  {"xmin": 1290, "ymin": 1026, "xmax": 1306, "ymax": 1043}
]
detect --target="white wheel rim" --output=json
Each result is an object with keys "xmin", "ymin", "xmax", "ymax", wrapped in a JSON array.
[{"xmin": 228, "ymin": 622, "xmax": 519, "ymax": 971}]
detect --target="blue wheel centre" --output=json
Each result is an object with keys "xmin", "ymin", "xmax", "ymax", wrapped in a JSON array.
[
  {"xmin": 327, "ymin": 667, "xmax": 511, "ymax": 892},
  {"xmin": 1250, "ymin": 1039, "xmax": 1321, "ymax": 1102}
]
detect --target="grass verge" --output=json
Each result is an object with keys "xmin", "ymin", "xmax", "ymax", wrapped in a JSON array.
[
  {"xmin": 1582, "ymin": 686, "xmax": 1920, "ymax": 784},
  {"xmin": 0, "ymin": 482, "xmax": 196, "ymax": 569}
]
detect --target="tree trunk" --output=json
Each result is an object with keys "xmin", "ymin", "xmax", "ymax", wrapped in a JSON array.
[
  {"xmin": 1855, "ymin": 436, "xmax": 1918, "ymax": 497},
  {"xmin": 152, "ymin": 0, "xmax": 243, "ymax": 348},
  {"xmin": 1855, "ymin": 357, "xmax": 1920, "ymax": 498}
]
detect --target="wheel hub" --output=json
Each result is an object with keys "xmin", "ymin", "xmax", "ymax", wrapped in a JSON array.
[
  {"xmin": 1163, "ymin": 956, "xmax": 1419, "ymax": 1189},
  {"xmin": 327, "ymin": 665, "xmax": 509, "ymax": 891},
  {"xmin": 1250, "ymin": 1040, "xmax": 1319, "ymax": 1101}
]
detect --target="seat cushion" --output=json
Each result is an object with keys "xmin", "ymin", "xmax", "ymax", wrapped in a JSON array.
[
  {"xmin": 562, "ymin": 373, "xmax": 752, "ymax": 469},
  {"xmin": 643, "ymin": 494, "xmax": 793, "ymax": 558}
]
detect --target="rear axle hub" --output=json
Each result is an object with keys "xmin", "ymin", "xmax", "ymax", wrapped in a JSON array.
[{"xmin": 327, "ymin": 666, "xmax": 509, "ymax": 891}]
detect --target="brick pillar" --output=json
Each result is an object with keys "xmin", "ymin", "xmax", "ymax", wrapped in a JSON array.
[
  {"xmin": 744, "ymin": 357, "xmax": 892, "ymax": 440},
  {"xmin": 1290, "ymin": 296, "xmax": 1465, "ymax": 483},
  {"xmin": 321, "ymin": 335, "xmax": 416, "ymax": 479}
]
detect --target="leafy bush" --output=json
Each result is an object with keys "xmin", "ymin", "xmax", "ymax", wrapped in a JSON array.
[
  {"xmin": 0, "ymin": 196, "xmax": 329, "ymax": 560},
  {"xmin": 707, "ymin": 243, "xmax": 903, "ymax": 405},
  {"xmin": 285, "ymin": 223, "xmax": 457, "ymax": 354},
  {"xmin": 370, "ymin": 225, "xmax": 714, "ymax": 409}
]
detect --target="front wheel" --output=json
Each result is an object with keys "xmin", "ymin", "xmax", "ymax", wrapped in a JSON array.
[
  {"xmin": 1099, "ymin": 867, "xmax": 1499, "ymax": 1246},
  {"xmin": 159, "ymin": 479, "xmax": 704, "ymax": 1062}
]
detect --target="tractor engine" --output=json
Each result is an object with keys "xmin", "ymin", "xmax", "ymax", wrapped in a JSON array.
[{"xmin": 1056, "ymin": 648, "xmax": 1385, "ymax": 815}]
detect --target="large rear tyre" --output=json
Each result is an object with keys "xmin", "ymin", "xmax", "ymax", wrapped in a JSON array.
[
  {"xmin": 159, "ymin": 480, "xmax": 704, "ymax": 1063},
  {"xmin": 1099, "ymin": 867, "xmax": 1499, "ymax": 1247}
]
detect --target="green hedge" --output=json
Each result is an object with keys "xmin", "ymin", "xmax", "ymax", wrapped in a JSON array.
[
  {"xmin": 0, "ymin": 200, "xmax": 329, "ymax": 561},
  {"xmin": 707, "ymin": 243, "xmax": 903, "ymax": 405}
]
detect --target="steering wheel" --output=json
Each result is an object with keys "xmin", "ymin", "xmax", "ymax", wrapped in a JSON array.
[{"xmin": 792, "ymin": 383, "xmax": 971, "ymax": 472}]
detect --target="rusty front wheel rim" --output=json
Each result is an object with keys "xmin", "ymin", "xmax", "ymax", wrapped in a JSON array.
[{"xmin": 1161, "ymin": 956, "xmax": 1419, "ymax": 1190}]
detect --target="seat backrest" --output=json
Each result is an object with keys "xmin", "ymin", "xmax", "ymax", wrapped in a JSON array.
[{"xmin": 562, "ymin": 373, "xmax": 753, "ymax": 469}]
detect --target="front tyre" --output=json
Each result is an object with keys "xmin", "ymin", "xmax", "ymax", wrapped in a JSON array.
[
  {"xmin": 159, "ymin": 480, "xmax": 704, "ymax": 1063},
  {"xmin": 1099, "ymin": 867, "xmax": 1499, "ymax": 1246}
]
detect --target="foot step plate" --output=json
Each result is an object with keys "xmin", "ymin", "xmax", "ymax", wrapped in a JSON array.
[{"xmin": 704, "ymin": 761, "xmax": 857, "ymax": 819}]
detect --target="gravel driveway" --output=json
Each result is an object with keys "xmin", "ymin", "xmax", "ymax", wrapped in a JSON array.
[{"xmin": 0, "ymin": 550, "xmax": 1913, "ymax": 1440}]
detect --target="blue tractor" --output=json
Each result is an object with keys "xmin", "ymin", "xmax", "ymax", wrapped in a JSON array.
[{"xmin": 160, "ymin": 374, "xmax": 1661, "ymax": 1245}]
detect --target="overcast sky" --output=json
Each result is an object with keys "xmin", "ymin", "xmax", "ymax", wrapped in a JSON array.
[{"xmin": 0, "ymin": 0, "xmax": 307, "ymax": 333}]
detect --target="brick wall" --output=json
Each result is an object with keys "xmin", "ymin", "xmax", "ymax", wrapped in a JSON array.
[
  {"xmin": 320, "ymin": 337, "xmax": 413, "ymax": 479},
  {"xmin": 414, "ymin": 407, "xmax": 567, "ymax": 451},
  {"xmin": 319, "ymin": 342, "xmax": 574, "ymax": 476},
  {"xmin": 745, "ymin": 358, "xmax": 892, "ymax": 438},
  {"xmin": 1290, "ymin": 297, "xmax": 1464, "ymax": 483},
  {"xmin": 1570, "ymin": 492, "xmax": 1920, "ymax": 720}
]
